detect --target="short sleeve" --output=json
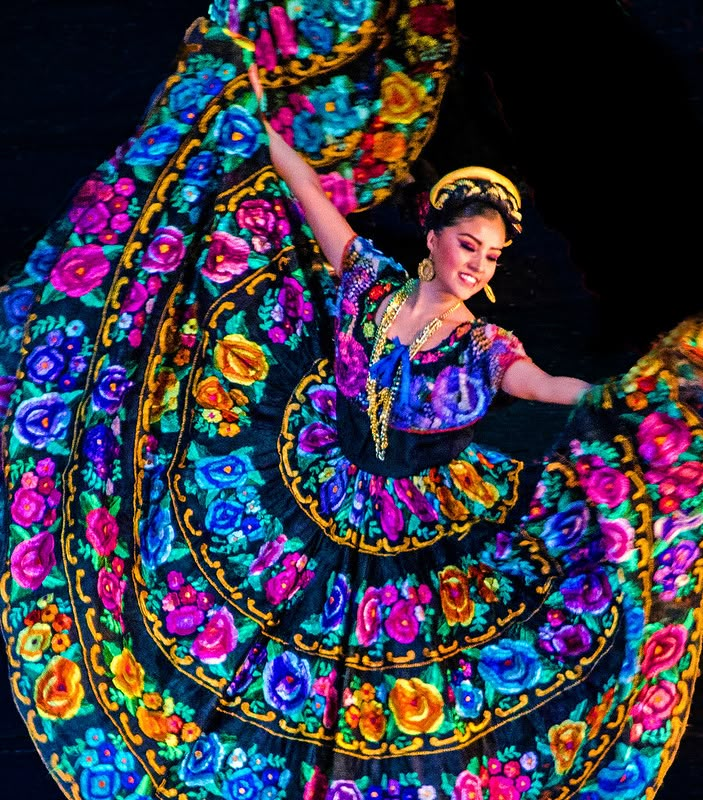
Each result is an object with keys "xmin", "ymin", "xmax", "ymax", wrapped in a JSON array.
[
  {"xmin": 337, "ymin": 236, "xmax": 408, "ymax": 311},
  {"xmin": 482, "ymin": 323, "xmax": 532, "ymax": 391}
]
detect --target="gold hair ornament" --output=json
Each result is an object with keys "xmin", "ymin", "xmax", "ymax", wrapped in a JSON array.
[{"xmin": 429, "ymin": 166, "xmax": 523, "ymax": 245}]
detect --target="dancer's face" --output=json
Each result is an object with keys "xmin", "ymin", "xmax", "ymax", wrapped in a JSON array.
[{"xmin": 426, "ymin": 212, "xmax": 506, "ymax": 301}]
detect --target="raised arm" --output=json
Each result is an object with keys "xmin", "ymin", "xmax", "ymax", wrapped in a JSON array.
[
  {"xmin": 248, "ymin": 65, "xmax": 355, "ymax": 277},
  {"xmin": 501, "ymin": 358, "xmax": 592, "ymax": 406}
]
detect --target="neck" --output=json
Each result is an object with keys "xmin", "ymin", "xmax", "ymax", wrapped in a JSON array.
[{"xmin": 411, "ymin": 279, "xmax": 464, "ymax": 318}]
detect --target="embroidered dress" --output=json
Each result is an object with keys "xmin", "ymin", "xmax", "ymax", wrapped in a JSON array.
[{"xmin": 1, "ymin": 4, "xmax": 703, "ymax": 800}]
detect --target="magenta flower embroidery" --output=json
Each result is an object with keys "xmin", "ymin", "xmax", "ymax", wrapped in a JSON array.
[
  {"xmin": 393, "ymin": 477, "xmax": 438, "ymax": 522},
  {"xmin": 166, "ymin": 604, "xmax": 205, "ymax": 636},
  {"xmin": 10, "ymin": 531, "xmax": 56, "ymax": 590},
  {"xmin": 85, "ymin": 507, "xmax": 119, "ymax": 556},
  {"xmin": 191, "ymin": 607, "xmax": 238, "ymax": 664},
  {"xmin": 584, "ymin": 467, "xmax": 630, "ymax": 508},
  {"xmin": 335, "ymin": 333, "xmax": 368, "ymax": 397},
  {"xmin": 631, "ymin": 679, "xmax": 679, "ymax": 733},
  {"xmin": 356, "ymin": 587, "xmax": 383, "ymax": 647},
  {"xmin": 452, "ymin": 770, "xmax": 484, "ymax": 800},
  {"xmin": 141, "ymin": 226, "xmax": 186, "ymax": 273},
  {"xmin": 637, "ymin": 411, "xmax": 691, "ymax": 468},
  {"xmin": 202, "ymin": 231, "xmax": 250, "ymax": 283},
  {"xmin": 641, "ymin": 624, "xmax": 688, "ymax": 678},
  {"xmin": 10, "ymin": 487, "xmax": 46, "ymax": 527},
  {"xmin": 320, "ymin": 172, "xmax": 359, "ymax": 216},
  {"xmin": 600, "ymin": 517, "xmax": 634, "ymax": 562},
  {"xmin": 50, "ymin": 244, "xmax": 110, "ymax": 297},
  {"xmin": 384, "ymin": 598, "xmax": 420, "ymax": 644}
]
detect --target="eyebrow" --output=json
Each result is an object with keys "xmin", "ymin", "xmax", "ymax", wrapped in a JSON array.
[{"xmin": 457, "ymin": 232, "xmax": 503, "ymax": 252}]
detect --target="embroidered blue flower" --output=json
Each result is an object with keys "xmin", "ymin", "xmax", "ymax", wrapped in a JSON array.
[
  {"xmin": 222, "ymin": 768, "xmax": 263, "ymax": 800},
  {"xmin": 478, "ymin": 639, "xmax": 542, "ymax": 694},
  {"xmin": 542, "ymin": 501, "xmax": 590, "ymax": 552},
  {"xmin": 92, "ymin": 365, "xmax": 134, "ymax": 413},
  {"xmin": 142, "ymin": 507, "xmax": 175, "ymax": 570},
  {"xmin": 195, "ymin": 454, "xmax": 251, "ymax": 489},
  {"xmin": 79, "ymin": 763, "xmax": 121, "ymax": 800},
  {"xmin": 124, "ymin": 122, "xmax": 182, "ymax": 166},
  {"xmin": 321, "ymin": 572, "xmax": 350, "ymax": 632},
  {"xmin": 13, "ymin": 393, "xmax": 71, "ymax": 449},
  {"xmin": 3, "ymin": 288, "xmax": 35, "ymax": 326},
  {"xmin": 216, "ymin": 106, "xmax": 262, "ymax": 158},
  {"xmin": 178, "ymin": 734, "xmax": 224, "ymax": 787},
  {"xmin": 263, "ymin": 650, "xmax": 312, "ymax": 714},
  {"xmin": 205, "ymin": 499, "xmax": 245, "ymax": 533},
  {"xmin": 596, "ymin": 743, "xmax": 650, "ymax": 799}
]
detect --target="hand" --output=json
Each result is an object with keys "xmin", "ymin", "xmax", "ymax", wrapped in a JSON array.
[{"xmin": 248, "ymin": 64, "xmax": 264, "ymax": 106}]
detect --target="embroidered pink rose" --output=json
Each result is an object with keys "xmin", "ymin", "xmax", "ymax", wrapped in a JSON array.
[
  {"xmin": 190, "ymin": 607, "xmax": 238, "ymax": 664},
  {"xmin": 202, "ymin": 231, "xmax": 250, "ymax": 283},
  {"xmin": 86, "ymin": 507, "xmax": 119, "ymax": 556},
  {"xmin": 50, "ymin": 244, "xmax": 110, "ymax": 297},
  {"xmin": 10, "ymin": 531, "xmax": 56, "ymax": 590},
  {"xmin": 637, "ymin": 411, "xmax": 691, "ymax": 468},
  {"xmin": 141, "ymin": 226, "xmax": 186, "ymax": 273},
  {"xmin": 641, "ymin": 624, "xmax": 688, "ymax": 678},
  {"xmin": 356, "ymin": 587, "xmax": 383, "ymax": 647}
]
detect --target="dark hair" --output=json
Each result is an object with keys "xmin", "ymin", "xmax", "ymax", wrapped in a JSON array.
[{"xmin": 423, "ymin": 197, "xmax": 510, "ymax": 236}]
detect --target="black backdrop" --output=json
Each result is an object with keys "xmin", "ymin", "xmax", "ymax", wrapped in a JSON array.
[{"xmin": 1, "ymin": 2, "xmax": 702, "ymax": 798}]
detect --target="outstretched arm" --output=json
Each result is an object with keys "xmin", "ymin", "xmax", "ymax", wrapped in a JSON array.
[
  {"xmin": 501, "ymin": 358, "xmax": 592, "ymax": 406},
  {"xmin": 248, "ymin": 65, "xmax": 355, "ymax": 277}
]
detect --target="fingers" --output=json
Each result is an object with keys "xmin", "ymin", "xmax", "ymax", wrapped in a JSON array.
[{"xmin": 248, "ymin": 63, "xmax": 263, "ymax": 102}]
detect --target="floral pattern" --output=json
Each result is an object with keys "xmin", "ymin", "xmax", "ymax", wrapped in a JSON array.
[{"xmin": 0, "ymin": 3, "xmax": 702, "ymax": 800}]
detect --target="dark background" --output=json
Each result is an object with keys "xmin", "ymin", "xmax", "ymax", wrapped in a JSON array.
[{"xmin": 1, "ymin": 1, "xmax": 702, "ymax": 797}]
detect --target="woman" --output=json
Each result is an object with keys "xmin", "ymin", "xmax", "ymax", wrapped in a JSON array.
[{"xmin": 1, "ymin": 8, "xmax": 701, "ymax": 800}]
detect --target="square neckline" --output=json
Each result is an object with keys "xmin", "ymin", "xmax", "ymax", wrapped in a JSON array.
[{"xmin": 365, "ymin": 278, "xmax": 483, "ymax": 361}]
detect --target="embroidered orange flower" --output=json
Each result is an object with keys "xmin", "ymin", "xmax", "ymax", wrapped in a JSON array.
[
  {"xmin": 195, "ymin": 375, "xmax": 239, "ymax": 419},
  {"xmin": 51, "ymin": 632, "xmax": 71, "ymax": 653},
  {"xmin": 435, "ymin": 485, "xmax": 469, "ymax": 521},
  {"xmin": 181, "ymin": 721, "xmax": 202, "ymax": 742},
  {"xmin": 142, "ymin": 692, "xmax": 163, "ymax": 710},
  {"xmin": 214, "ymin": 333, "xmax": 269, "ymax": 385},
  {"xmin": 148, "ymin": 368, "xmax": 179, "ymax": 423},
  {"xmin": 389, "ymin": 677, "xmax": 445, "ymax": 735},
  {"xmin": 379, "ymin": 73, "xmax": 427, "ymax": 125},
  {"xmin": 35, "ymin": 656, "xmax": 85, "ymax": 719},
  {"xmin": 625, "ymin": 390, "xmax": 648, "ymax": 411},
  {"xmin": 136, "ymin": 705, "xmax": 172, "ymax": 741},
  {"xmin": 110, "ymin": 648, "xmax": 145, "ymax": 699},
  {"xmin": 449, "ymin": 461, "xmax": 499, "ymax": 508},
  {"xmin": 359, "ymin": 699, "xmax": 387, "ymax": 742},
  {"xmin": 40, "ymin": 603, "xmax": 59, "ymax": 623},
  {"xmin": 548, "ymin": 719, "xmax": 586, "ymax": 774},
  {"xmin": 586, "ymin": 686, "xmax": 615, "ymax": 739},
  {"xmin": 438, "ymin": 566, "xmax": 474, "ymax": 626},
  {"xmin": 158, "ymin": 316, "xmax": 180, "ymax": 353},
  {"xmin": 17, "ymin": 623, "xmax": 53, "ymax": 661},
  {"xmin": 372, "ymin": 131, "xmax": 408, "ymax": 162}
]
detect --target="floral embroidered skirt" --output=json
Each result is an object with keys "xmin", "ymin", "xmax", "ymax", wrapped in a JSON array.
[{"xmin": 1, "ymin": 4, "xmax": 703, "ymax": 800}]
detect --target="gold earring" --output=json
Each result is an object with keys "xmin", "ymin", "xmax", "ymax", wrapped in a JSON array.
[
  {"xmin": 484, "ymin": 284, "xmax": 496, "ymax": 303},
  {"xmin": 418, "ymin": 256, "xmax": 435, "ymax": 282}
]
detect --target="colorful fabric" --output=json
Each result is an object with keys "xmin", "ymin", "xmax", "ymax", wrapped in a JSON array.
[{"xmin": 1, "ymin": 4, "xmax": 703, "ymax": 800}]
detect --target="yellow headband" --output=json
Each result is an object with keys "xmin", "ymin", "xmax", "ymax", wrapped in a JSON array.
[{"xmin": 428, "ymin": 166, "xmax": 522, "ymax": 243}]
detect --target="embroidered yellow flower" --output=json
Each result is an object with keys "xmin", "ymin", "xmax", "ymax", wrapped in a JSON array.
[
  {"xmin": 110, "ymin": 648, "xmax": 146, "ymax": 699},
  {"xmin": 449, "ymin": 460, "xmax": 499, "ymax": 508},
  {"xmin": 389, "ymin": 677, "xmax": 444, "ymax": 734},
  {"xmin": 379, "ymin": 72, "xmax": 427, "ymax": 125},
  {"xmin": 215, "ymin": 333, "xmax": 269, "ymax": 385},
  {"xmin": 35, "ymin": 656, "xmax": 85, "ymax": 720},
  {"xmin": 548, "ymin": 719, "xmax": 587, "ymax": 774}
]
